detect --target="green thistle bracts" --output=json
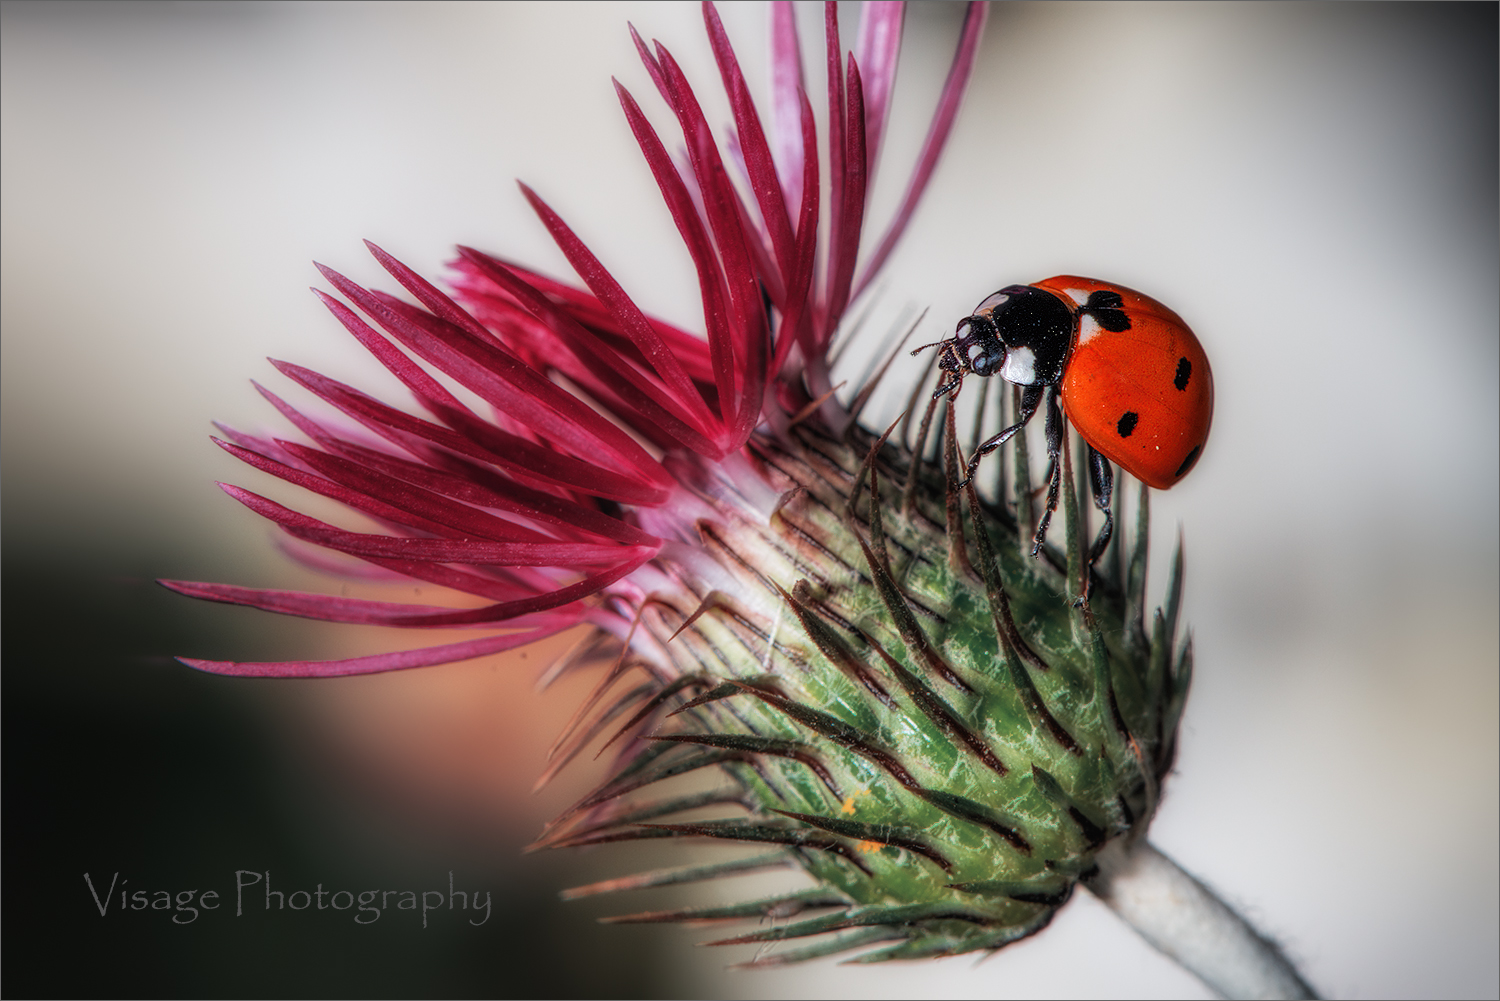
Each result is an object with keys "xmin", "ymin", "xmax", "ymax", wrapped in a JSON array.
[{"xmin": 543, "ymin": 404, "xmax": 1192, "ymax": 965}]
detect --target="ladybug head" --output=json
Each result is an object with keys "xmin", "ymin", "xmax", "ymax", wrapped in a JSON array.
[
  {"xmin": 963, "ymin": 284, "xmax": 1075, "ymax": 387},
  {"xmin": 949, "ymin": 306, "xmax": 1006, "ymax": 378}
]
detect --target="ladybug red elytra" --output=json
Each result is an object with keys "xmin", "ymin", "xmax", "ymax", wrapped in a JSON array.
[{"xmin": 919, "ymin": 276, "xmax": 1213, "ymax": 576}]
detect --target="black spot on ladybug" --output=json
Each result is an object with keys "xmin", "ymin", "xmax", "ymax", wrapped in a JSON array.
[
  {"xmin": 1116, "ymin": 411, "xmax": 1139, "ymax": 438},
  {"xmin": 1174, "ymin": 445, "xmax": 1202, "ymax": 478},
  {"xmin": 1174, "ymin": 357, "xmax": 1191, "ymax": 391},
  {"xmin": 1082, "ymin": 290, "xmax": 1131, "ymax": 332}
]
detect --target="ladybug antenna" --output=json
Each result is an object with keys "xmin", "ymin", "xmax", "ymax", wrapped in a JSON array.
[{"xmin": 909, "ymin": 338, "xmax": 950, "ymax": 358}]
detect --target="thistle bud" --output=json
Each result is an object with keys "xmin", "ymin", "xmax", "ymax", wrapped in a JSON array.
[{"xmin": 543, "ymin": 386, "xmax": 1190, "ymax": 963}]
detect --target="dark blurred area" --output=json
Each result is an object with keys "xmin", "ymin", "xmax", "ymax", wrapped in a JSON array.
[{"xmin": 2, "ymin": 544, "xmax": 668, "ymax": 999}]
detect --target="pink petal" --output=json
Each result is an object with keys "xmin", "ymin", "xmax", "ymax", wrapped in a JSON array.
[
  {"xmin": 309, "ymin": 433, "xmax": 658, "ymax": 548},
  {"xmin": 822, "ymin": 0, "xmax": 847, "ymax": 330},
  {"xmin": 372, "ymin": 549, "xmax": 658, "ymax": 627},
  {"xmin": 319, "ymin": 263, "xmax": 677, "ymax": 481},
  {"xmin": 628, "ymin": 21, "xmax": 669, "ymax": 99},
  {"xmin": 210, "ymin": 421, "xmax": 307, "ymax": 471},
  {"xmin": 180, "ymin": 626, "xmax": 577, "ymax": 679},
  {"xmin": 612, "ymin": 81, "xmax": 734, "ymax": 423},
  {"xmin": 721, "ymin": 148, "xmax": 788, "ymax": 305},
  {"xmin": 165, "ymin": 539, "xmax": 658, "ymax": 628},
  {"xmin": 160, "ymin": 577, "xmax": 562, "ymax": 627},
  {"xmin": 770, "ymin": 88, "xmax": 820, "ymax": 377},
  {"xmin": 271, "ymin": 358, "xmax": 667, "ymax": 506},
  {"xmin": 656, "ymin": 49, "xmax": 772, "ymax": 445},
  {"xmin": 453, "ymin": 248, "xmax": 723, "ymax": 458},
  {"xmin": 768, "ymin": 1, "xmax": 807, "ymax": 214},
  {"xmin": 216, "ymin": 436, "xmax": 462, "ymax": 539},
  {"xmin": 224, "ymin": 482, "xmax": 630, "ymax": 566},
  {"xmin": 853, "ymin": 1, "xmax": 905, "ymax": 181},
  {"xmin": 285, "ymin": 526, "xmax": 629, "ymax": 567},
  {"xmin": 251, "ymin": 380, "xmax": 396, "ymax": 460},
  {"xmin": 273, "ymin": 536, "xmax": 410, "ymax": 580},
  {"xmin": 450, "ymin": 253, "xmax": 717, "ymax": 384},
  {"xmin": 822, "ymin": 55, "xmax": 869, "ymax": 345},
  {"xmin": 703, "ymin": 2, "xmax": 797, "ymax": 289},
  {"xmin": 852, "ymin": 0, "xmax": 988, "ymax": 300},
  {"xmin": 517, "ymin": 183, "xmax": 718, "ymax": 436},
  {"xmin": 224, "ymin": 471, "xmax": 640, "ymax": 607}
]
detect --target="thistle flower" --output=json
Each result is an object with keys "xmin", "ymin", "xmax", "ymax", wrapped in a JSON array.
[{"xmin": 165, "ymin": 3, "xmax": 1314, "ymax": 995}]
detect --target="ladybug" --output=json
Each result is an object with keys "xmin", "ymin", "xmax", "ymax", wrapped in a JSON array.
[{"xmin": 921, "ymin": 276, "xmax": 1212, "ymax": 577}]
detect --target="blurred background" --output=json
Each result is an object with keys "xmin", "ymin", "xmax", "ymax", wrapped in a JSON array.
[{"xmin": 3, "ymin": 2, "xmax": 1495, "ymax": 998}]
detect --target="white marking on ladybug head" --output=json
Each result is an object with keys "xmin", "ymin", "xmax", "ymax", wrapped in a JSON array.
[
  {"xmin": 975, "ymin": 291, "xmax": 1009, "ymax": 316},
  {"xmin": 965, "ymin": 339, "xmax": 987, "ymax": 368},
  {"xmin": 1000, "ymin": 346, "xmax": 1036, "ymax": 385},
  {"xmin": 1077, "ymin": 314, "xmax": 1102, "ymax": 345},
  {"xmin": 1062, "ymin": 287, "xmax": 1090, "ymax": 307}
]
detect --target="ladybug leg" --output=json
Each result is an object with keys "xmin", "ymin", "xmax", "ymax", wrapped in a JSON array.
[
  {"xmin": 961, "ymin": 384, "xmax": 1042, "ymax": 486},
  {"xmin": 929, "ymin": 343, "xmax": 965, "ymax": 401},
  {"xmin": 931, "ymin": 367, "xmax": 964, "ymax": 401},
  {"xmin": 1084, "ymin": 444, "xmax": 1114, "ymax": 599},
  {"xmin": 1030, "ymin": 385, "xmax": 1064, "ymax": 557}
]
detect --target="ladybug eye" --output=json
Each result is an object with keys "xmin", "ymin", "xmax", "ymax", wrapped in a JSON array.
[
  {"xmin": 966, "ymin": 341, "xmax": 1003, "ymax": 376},
  {"xmin": 975, "ymin": 291, "xmax": 1009, "ymax": 315}
]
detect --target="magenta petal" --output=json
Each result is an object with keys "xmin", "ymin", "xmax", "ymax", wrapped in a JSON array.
[
  {"xmin": 768, "ymin": 1, "xmax": 807, "ymax": 214},
  {"xmin": 452, "ymin": 248, "xmax": 722, "ymax": 458},
  {"xmin": 361, "ymin": 240, "xmax": 497, "ymax": 345},
  {"xmin": 288, "ymin": 530, "xmax": 629, "ymax": 567},
  {"xmin": 722, "ymin": 161, "xmax": 786, "ymax": 306},
  {"xmin": 651, "ymin": 43, "xmax": 769, "ymax": 435},
  {"xmin": 613, "ymin": 81, "xmax": 735, "ymax": 424},
  {"xmin": 308, "ymin": 433, "xmax": 658, "ymax": 548},
  {"xmin": 852, "ymin": 0, "xmax": 988, "ymax": 300},
  {"xmin": 770, "ymin": 88, "xmax": 820, "ymax": 377},
  {"xmin": 648, "ymin": 45, "xmax": 757, "ymax": 407},
  {"xmin": 251, "ymin": 381, "xmax": 374, "ymax": 457},
  {"xmin": 215, "ymin": 437, "xmax": 465, "ymax": 539},
  {"xmin": 823, "ymin": 0, "xmax": 847, "ymax": 323},
  {"xmin": 319, "ymin": 263, "xmax": 676, "ymax": 483},
  {"xmin": 450, "ymin": 253, "xmax": 717, "ymax": 384},
  {"xmin": 180, "ymin": 627, "xmax": 576, "ymax": 679},
  {"xmin": 702, "ymin": 2, "xmax": 797, "ymax": 289},
  {"xmin": 272, "ymin": 440, "xmax": 555, "ymax": 543},
  {"xmin": 456, "ymin": 252, "xmax": 726, "ymax": 459},
  {"xmin": 163, "ymin": 539, "xmax": 658, "ymax": 627},
  {"xmin": 271, "ymin": 358, "xmax": 667, "ymax": 506},
  {"xmin": 852, "ymin": 1, "xmax": 905, "ymax": 179},
  {"xmin": 210, "ymin": 422, "xmax": 307, "ymax": 471},
  {"xmin": 216, "ymin": 478, "xmax": 633, "ymax": 606},
  {"xmin": 273, "ymin": 536, "xmax": 410, "ymax": 580},
  {"xmin": 822, "ymin": 55, "xmax": 869, "ymax": 343},
  {"xmin": 312, "ymin": 289, "xmax": 471, "ymax": 414},
  {"xmin": 159, "ymin": 578, "xmax": 524, "ymax": 626},
  {"xmin": 517, "ymin": 183, "xmax": 718, "ymax": 436},
  {"xmin": 628, "ymin": 21, "xmax": 669, "ymax": 100},
  {"xmin": 364, "ymin": 549, "xmax": 659, "ymax": 627}
]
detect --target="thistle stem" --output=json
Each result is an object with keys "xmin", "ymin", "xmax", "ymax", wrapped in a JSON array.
[{"xmin": 1087, "ymin": 839, "xmax": 1319, "ymax": 1001}]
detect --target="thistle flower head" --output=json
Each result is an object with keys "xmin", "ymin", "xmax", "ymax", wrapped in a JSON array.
[{"xmin": 166, "ymin": 2, "xmax": 1197, "ymax": 965}]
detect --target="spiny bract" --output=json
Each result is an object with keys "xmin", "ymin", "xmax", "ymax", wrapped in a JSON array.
[{"xmin": 543, "ymin": 400, "xmax": 1192, "ymax": 965}]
